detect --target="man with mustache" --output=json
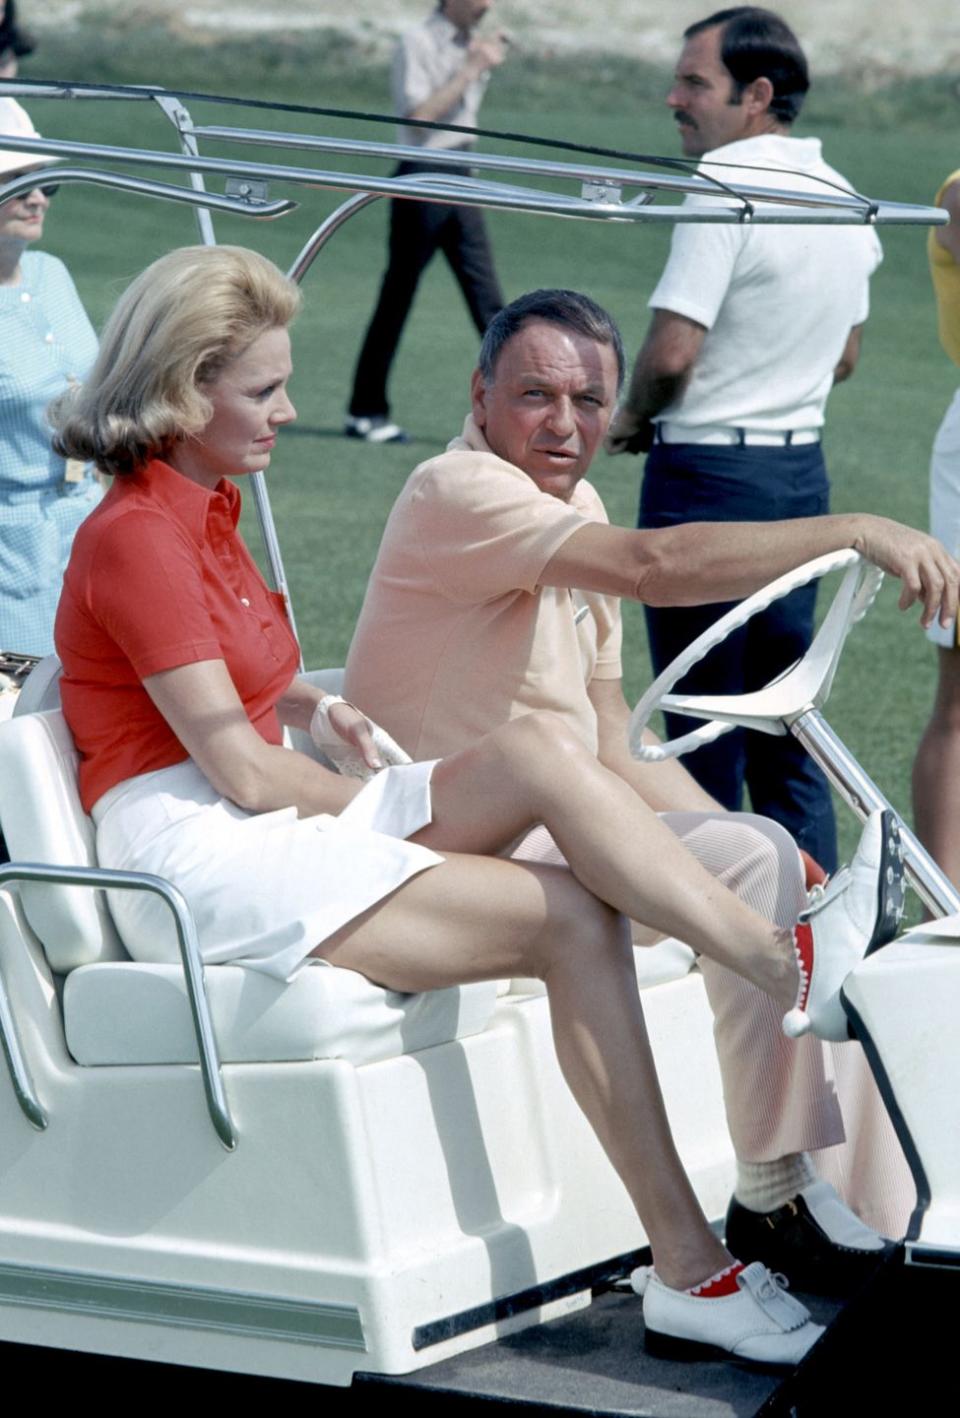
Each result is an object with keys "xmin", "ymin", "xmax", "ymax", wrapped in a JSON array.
[{"xmin": 608, "ymin": 6, "xmax": 881, "ymax": 879}]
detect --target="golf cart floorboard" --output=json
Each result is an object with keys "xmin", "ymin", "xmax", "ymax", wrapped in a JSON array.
[
  {"xmin": 354, "ymin": 1284, "xmax": 845, "ymax": 1418},
  {"xmin": 6, "ymin": 1249, "xmax": 941, "ymax": 1414}
]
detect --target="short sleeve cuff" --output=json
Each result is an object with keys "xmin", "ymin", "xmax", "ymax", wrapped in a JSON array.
[
  {"xmin": 647, "ymin": 291, "xmax": 718, "ymax": 330},
  {"xmin": 128, "ymin": 640, "xmax": 224, "ymax": 680}
]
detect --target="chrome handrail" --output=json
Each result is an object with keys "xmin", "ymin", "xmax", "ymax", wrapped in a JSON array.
[
  {"xmin": 0, "ymin": 927, "xmax": 46, "ymax": 1131},
  {"xmin": 181, "ymin": 124, "xmax": 878, "ymax": 212},
  {"xmin": 0, "ymin": 863, "xmax": 237, "ymax": 1150}
]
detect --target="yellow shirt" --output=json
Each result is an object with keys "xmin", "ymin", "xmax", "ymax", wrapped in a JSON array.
[{"xmin": 929, "ymin": 168, "xmax": 960, "ymax": 366}]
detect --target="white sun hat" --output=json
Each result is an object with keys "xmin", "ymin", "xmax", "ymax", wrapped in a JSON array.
[{"xmin": 0, "ymin": 96, "xmax": 58, "ymax": 181}]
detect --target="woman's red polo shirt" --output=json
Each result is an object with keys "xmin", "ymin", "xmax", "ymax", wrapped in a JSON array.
[{"xmin": 55, "ymin": 459, "xmax": 300, "ymax": 814}]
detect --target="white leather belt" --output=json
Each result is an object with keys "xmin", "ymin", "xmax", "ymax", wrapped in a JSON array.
[{"xmin": 656, "ymin": 421, "xmax": 821, "ymax": 447}]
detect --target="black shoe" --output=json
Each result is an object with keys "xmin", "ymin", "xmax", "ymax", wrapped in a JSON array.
[
  {"xmin": 725, "ymin": 1181, "xmax": 895, "ymax": 1297},
  {"xmin": 343, "ymin": 414, "xmax": 409, "ymax": 445}
]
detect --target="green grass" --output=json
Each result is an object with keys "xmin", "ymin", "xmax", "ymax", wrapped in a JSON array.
[{"xmin": 18, "ymin": 20, "xmax": 960, "ymax": 859}]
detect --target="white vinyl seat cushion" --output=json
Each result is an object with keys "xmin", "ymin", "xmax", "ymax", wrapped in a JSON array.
[{"xmin": 64, "ymin": 962, "xmax": 498, "ymax": 1067}]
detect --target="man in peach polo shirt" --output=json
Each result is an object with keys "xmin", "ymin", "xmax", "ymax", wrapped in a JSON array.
[{"xmin": 346, "ymin": 289, "xmax": 955, "ymax": 1291}]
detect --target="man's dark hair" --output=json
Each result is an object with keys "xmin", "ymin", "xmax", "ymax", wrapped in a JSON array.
[
  {"xmin": 478, "ymin": 289, "xmax": 625, "ymax": 390},
  {"xmin": 685, "ymin": 7, "xmax": 809, "ymax": 124}
]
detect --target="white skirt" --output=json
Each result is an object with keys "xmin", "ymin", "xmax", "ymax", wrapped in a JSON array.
[{"xmin": 93, "ymin": 757, "xmax": 443, "ymax": 982}]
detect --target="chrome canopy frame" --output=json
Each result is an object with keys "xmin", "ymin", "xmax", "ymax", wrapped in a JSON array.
[
  {"xmin": 0, "ymin": 78, "xmax": 946, "ymax": 632},
  {"xmin": 1, "ymin": 79, "xmax": 946, "ymax": 644},
  {"xmin": 3, "ymin": 78, "xmax": 946, "ymax": 225}
]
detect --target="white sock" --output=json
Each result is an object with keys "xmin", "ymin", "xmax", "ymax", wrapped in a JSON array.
[{"xmin": 735, "ymin": 1152, "xmax": 818, "ymax": 1213}]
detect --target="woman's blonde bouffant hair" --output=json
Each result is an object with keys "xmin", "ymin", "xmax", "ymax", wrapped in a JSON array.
[{"xmin": 51, "ymin": 245, "xmax": 302, "ymax": 477}]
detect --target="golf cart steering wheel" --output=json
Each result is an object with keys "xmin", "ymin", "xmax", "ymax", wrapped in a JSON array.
[{"xmin": 628, "ymin": 549, "xmax": 883, "ymax": 762}]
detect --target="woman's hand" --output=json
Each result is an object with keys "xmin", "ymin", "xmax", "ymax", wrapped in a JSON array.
[
  {"xmin": 323, "ymin": 697, "xmax": 383, "ymax": 774},
  {"xmin": 310, "ymin": 694, "xmax": 412, "ymax": 781}
]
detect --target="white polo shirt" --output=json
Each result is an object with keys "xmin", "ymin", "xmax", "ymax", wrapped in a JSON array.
[{"xmin": 650, "ymin": 134, "xmax": 883, "ymax": 432}]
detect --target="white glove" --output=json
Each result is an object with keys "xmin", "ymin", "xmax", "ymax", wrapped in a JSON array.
[{"xmin": 309, "ymin": 693, "xmax": 412, "ymax": 781}]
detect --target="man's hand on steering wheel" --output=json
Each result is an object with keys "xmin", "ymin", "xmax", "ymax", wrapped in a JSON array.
[{"xmin": 851, "ymin": 515, "xmax": 960, "ymax": 630}]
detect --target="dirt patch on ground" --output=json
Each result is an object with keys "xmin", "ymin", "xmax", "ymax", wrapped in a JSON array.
[{"xmin": 32, "ymin": 2, "xmax": 960, "ymax": 79}]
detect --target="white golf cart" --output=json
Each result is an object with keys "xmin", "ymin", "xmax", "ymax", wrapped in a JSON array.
[{"xmin": 0, "ymin": 82, "xmax": 955, "ymax": 1409}]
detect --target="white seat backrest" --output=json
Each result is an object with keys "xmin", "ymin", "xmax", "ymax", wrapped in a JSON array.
[
  {"xmin": 12, "ymin": 653, "xmax": 64, "ymax": 717},
  {"xmin": 0, "ymin": 709, "xmax": 126, "ymax": 970}
]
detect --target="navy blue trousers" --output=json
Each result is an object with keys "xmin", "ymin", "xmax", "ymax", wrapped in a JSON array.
[{"xmin": 639, "ymin": 441, "xmax": 838, "ymax": 874}]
